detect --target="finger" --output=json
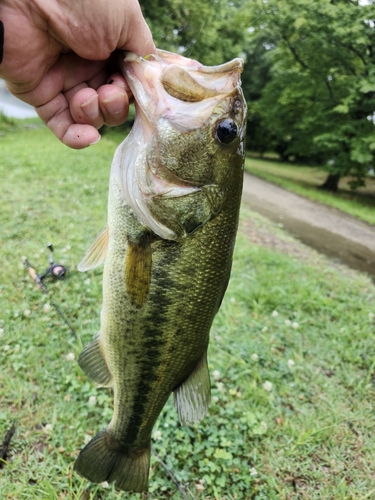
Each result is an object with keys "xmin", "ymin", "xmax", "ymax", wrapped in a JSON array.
[
  {"xmin": 86, "ymin": 68, "xmax": 112, "ymax": 91},
  {"xmin": 97, "ymin": 84, "xmax": 130, "ymax": 127},
  {"xmin": 69, "ymin": 87, "xmax": 104, "ymax": 129},
  {"xmin": 126, "ymin": 25, "xmax": 156, "ymax": 58},
  {"xmin": 36, "ymin": 93, "xmax": 100, "ymax": 149},
  {"xmin": 13, "ymin": 54, "xmax": 108, "ymax": 147},
  {"xmin": 62, "ymin": 124, "xmax": 101, "ymax": 149},
  {"xmin": 117, "ymin": 0, "xmax": 156, "ymax": 57},
  {"xmin": 43, "ymin": 0, "xmax": 156, "ymax": 59},
  {"xmin": 107, "ymin": 72, "xmax": 134, "ymax": 104},
  {"xmin": 11, "ymin": 54, "xmax": 107, "ymax": 107},
  {"xmin": 68, "ymin": 83, "xmax": 130, "ymax": 129},
  {"xmin": 106, "ymin": 72, "xmax": 132, "ymax": 95}
]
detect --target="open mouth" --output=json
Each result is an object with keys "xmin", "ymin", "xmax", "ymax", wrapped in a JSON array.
[
  {"xmin": 122, "ymin": 50, "xmax": 243, "ymax": 133},
  {"xmin": 116, "ymin": 50, "xmax": 245, "ymax": 241}
]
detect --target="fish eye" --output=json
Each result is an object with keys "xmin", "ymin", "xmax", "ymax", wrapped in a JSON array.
[{"xmin": 216, "ymin": 119, "xmax": 238, "ymax": 144}]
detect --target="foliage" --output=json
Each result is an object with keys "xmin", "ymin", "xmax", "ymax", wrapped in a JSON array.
[
  {"xmin": 243, "ymin": 0, "xmax": 375, "ymax": 187},
  {"xmin": 141, "ymin": 0, "xmax": 249, "ymax": 65},
  {"xmin": 139, "ymin": 0, "xmax": 375, "ymax": 189},
  {"xmin": 0, "ymin": 111, "xmax": 15, "ymax": 128},
  {"xmin": 1, "ymin": 127, "xmax": 375, "ymax": 498}
]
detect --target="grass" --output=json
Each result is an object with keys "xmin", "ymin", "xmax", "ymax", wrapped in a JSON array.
[
  {"xmin": 1, "ymin": 124, "xmax": 375, "ymax": 499},
  {"xmin": 245, "ymin": 156, "xmax": 375, "ymax": 226}
]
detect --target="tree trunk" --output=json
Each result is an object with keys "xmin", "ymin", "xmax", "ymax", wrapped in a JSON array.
[{"xmin": 319, "ymin": 173, "xmax": 340, "ymax": 192}]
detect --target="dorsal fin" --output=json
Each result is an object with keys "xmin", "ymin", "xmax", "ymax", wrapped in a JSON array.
[{"xmin": 78, "ymin": 226, "xmax": 109, "ymax": 272}]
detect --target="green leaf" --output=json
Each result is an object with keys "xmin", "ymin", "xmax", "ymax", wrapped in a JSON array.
[
  {"xmin": 333, "ymin": 104, "xmax": 349, "ymax": 114},
  {"xmin": 294, "ymin": 17, "xmax": 307, "ymax": 29},
  {"xmin": 214, "ymin": 448, "xmax": 233, "ymax": 460},
  {"xmin": 360, "ymin": 83, "xmax": 375, "ymax": 94}
]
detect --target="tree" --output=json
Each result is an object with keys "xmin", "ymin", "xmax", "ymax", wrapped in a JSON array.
[
  {"xmin": 141, "ymin": 0, "xmax": 250, "ymax": 66},
  {"xmin": 244, "ymin": 0, "xmax": 375, "ymax": 190}
]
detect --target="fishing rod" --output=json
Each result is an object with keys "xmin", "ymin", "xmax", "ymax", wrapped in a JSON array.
[{"xmin": 23, "ymin": 244, "xmax": 77, "ymax": 338}]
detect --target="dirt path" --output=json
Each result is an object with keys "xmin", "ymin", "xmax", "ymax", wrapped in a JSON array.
[{"xmin": 241, "ymin": 173, "xmax": 375, "ymax": 279}]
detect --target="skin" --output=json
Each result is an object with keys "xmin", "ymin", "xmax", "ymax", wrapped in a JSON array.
[{"xmin": 0, "ymin": 0, "xmax": 155, "ymax": 148}]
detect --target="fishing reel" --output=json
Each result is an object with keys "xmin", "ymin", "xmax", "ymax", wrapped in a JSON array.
[
  {"xmin": 23, "ymin": 243, "xmax": 67, "ymax": 291},
  {"xmin": 39, "ymin": 243, "xmax": 68, "ymax": 281},
  {"xmin": 23, "ymin": 243, "xmax": 77, "ymax": 338}
]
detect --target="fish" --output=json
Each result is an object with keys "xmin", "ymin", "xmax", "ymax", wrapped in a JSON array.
[{"xmin": 73, "ymin": 49, "xmax": 247, "ymax": 492}]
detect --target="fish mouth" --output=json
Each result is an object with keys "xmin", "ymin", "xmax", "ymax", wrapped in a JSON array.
[
  {"xmin": 115, "ymin": 50, "xmax": 244, "ymax": 240},
  {"xmin": 121, "ymin": 49, "xmax": 244, "ymax": 190},
  {"xmin": 122, "ymin": 50, "xmax": 243, "ymax": 133}
]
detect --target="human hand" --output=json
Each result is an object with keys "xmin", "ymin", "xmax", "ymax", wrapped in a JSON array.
[{"xmin": 0, "ymin": 0, "xmax": 155, "ymax": 148}]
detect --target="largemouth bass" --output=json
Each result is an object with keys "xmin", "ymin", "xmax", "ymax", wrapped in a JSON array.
[{"xmin": 74, "ymin": 50, "xmax": 247, "ymax": 492}]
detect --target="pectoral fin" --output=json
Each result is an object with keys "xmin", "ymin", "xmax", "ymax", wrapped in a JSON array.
[
  {"xmin": 78, "ymin": 226, "xmax": 109, "ymax": 272},
  {"xmin": 125, "ymin": 233, "xmax": 152, "ymax": 308},
  {"xmin": 173, "ymin": 351, "xmax": 211, "ymax": 425},
  {"xmin": 78, "ymin": 333, "xmax": 113, "ymax": 387}
]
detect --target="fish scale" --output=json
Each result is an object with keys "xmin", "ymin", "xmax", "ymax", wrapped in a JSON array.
[
  {"xmin": 74, "ymin": 49, "xmax": 247, "ymax": 492},
  {"xmin": 108, "ymin": 178, "xmax": 241, "ymax": 456}
]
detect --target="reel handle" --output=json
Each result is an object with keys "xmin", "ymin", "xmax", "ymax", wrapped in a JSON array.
[{"xmin": 23, "ymin": 258, "xmax": 48, "ymax": 293}]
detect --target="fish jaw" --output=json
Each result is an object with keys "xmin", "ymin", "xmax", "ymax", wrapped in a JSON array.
[
  {"xmin": 122, "ymin": 50, "xmax": 244, "ymax": 131},
  {"xmin": 112, "ymin": 50, "xmax": 246, "ymax": 240},
  {"xmin": 110, "ymin": 120, "xmax": 199, "ymax": 241}
]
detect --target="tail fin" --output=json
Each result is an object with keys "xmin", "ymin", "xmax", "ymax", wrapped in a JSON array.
[{"xmin": 74, "ymin": 430, "xmax": 151, "ymax": 493}]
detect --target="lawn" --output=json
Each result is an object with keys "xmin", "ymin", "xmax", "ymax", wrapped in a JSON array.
[
  {"xmin": 1, "ymin": 123, "xmax": 375, "ymax": 499},
  {"xmin": 245, "ymin": 156, "xmax": 375, "ymax": 226}
]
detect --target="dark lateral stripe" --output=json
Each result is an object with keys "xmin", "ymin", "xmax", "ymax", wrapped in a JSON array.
[{"xmin": 121, "ymin": 242, "xmax": 182, "ymax": 445}]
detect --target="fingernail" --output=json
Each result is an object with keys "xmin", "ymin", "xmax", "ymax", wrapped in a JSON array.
[
  {"xmin": 102, "ymin": 94, "xmax": 126, "ymax": 115},
  {"xmin": 81, "ymin": 95, "xmax": 99, "ymax": 120},
  {"xmin": 89, "ymin": 135, "xmax": 101, "ymax": 146}
]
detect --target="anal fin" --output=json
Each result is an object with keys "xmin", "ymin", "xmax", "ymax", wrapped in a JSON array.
[
  {"xmin": 78, "ymin": 333, "xmax": 112, "ymax": 387},
  {"xmin": 173, "ymin": 351, "xmax": 211, "ymax": 425},
  {"xmin": 78, "ymin": 226, "xmax": 109, "ymax": 272}
]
